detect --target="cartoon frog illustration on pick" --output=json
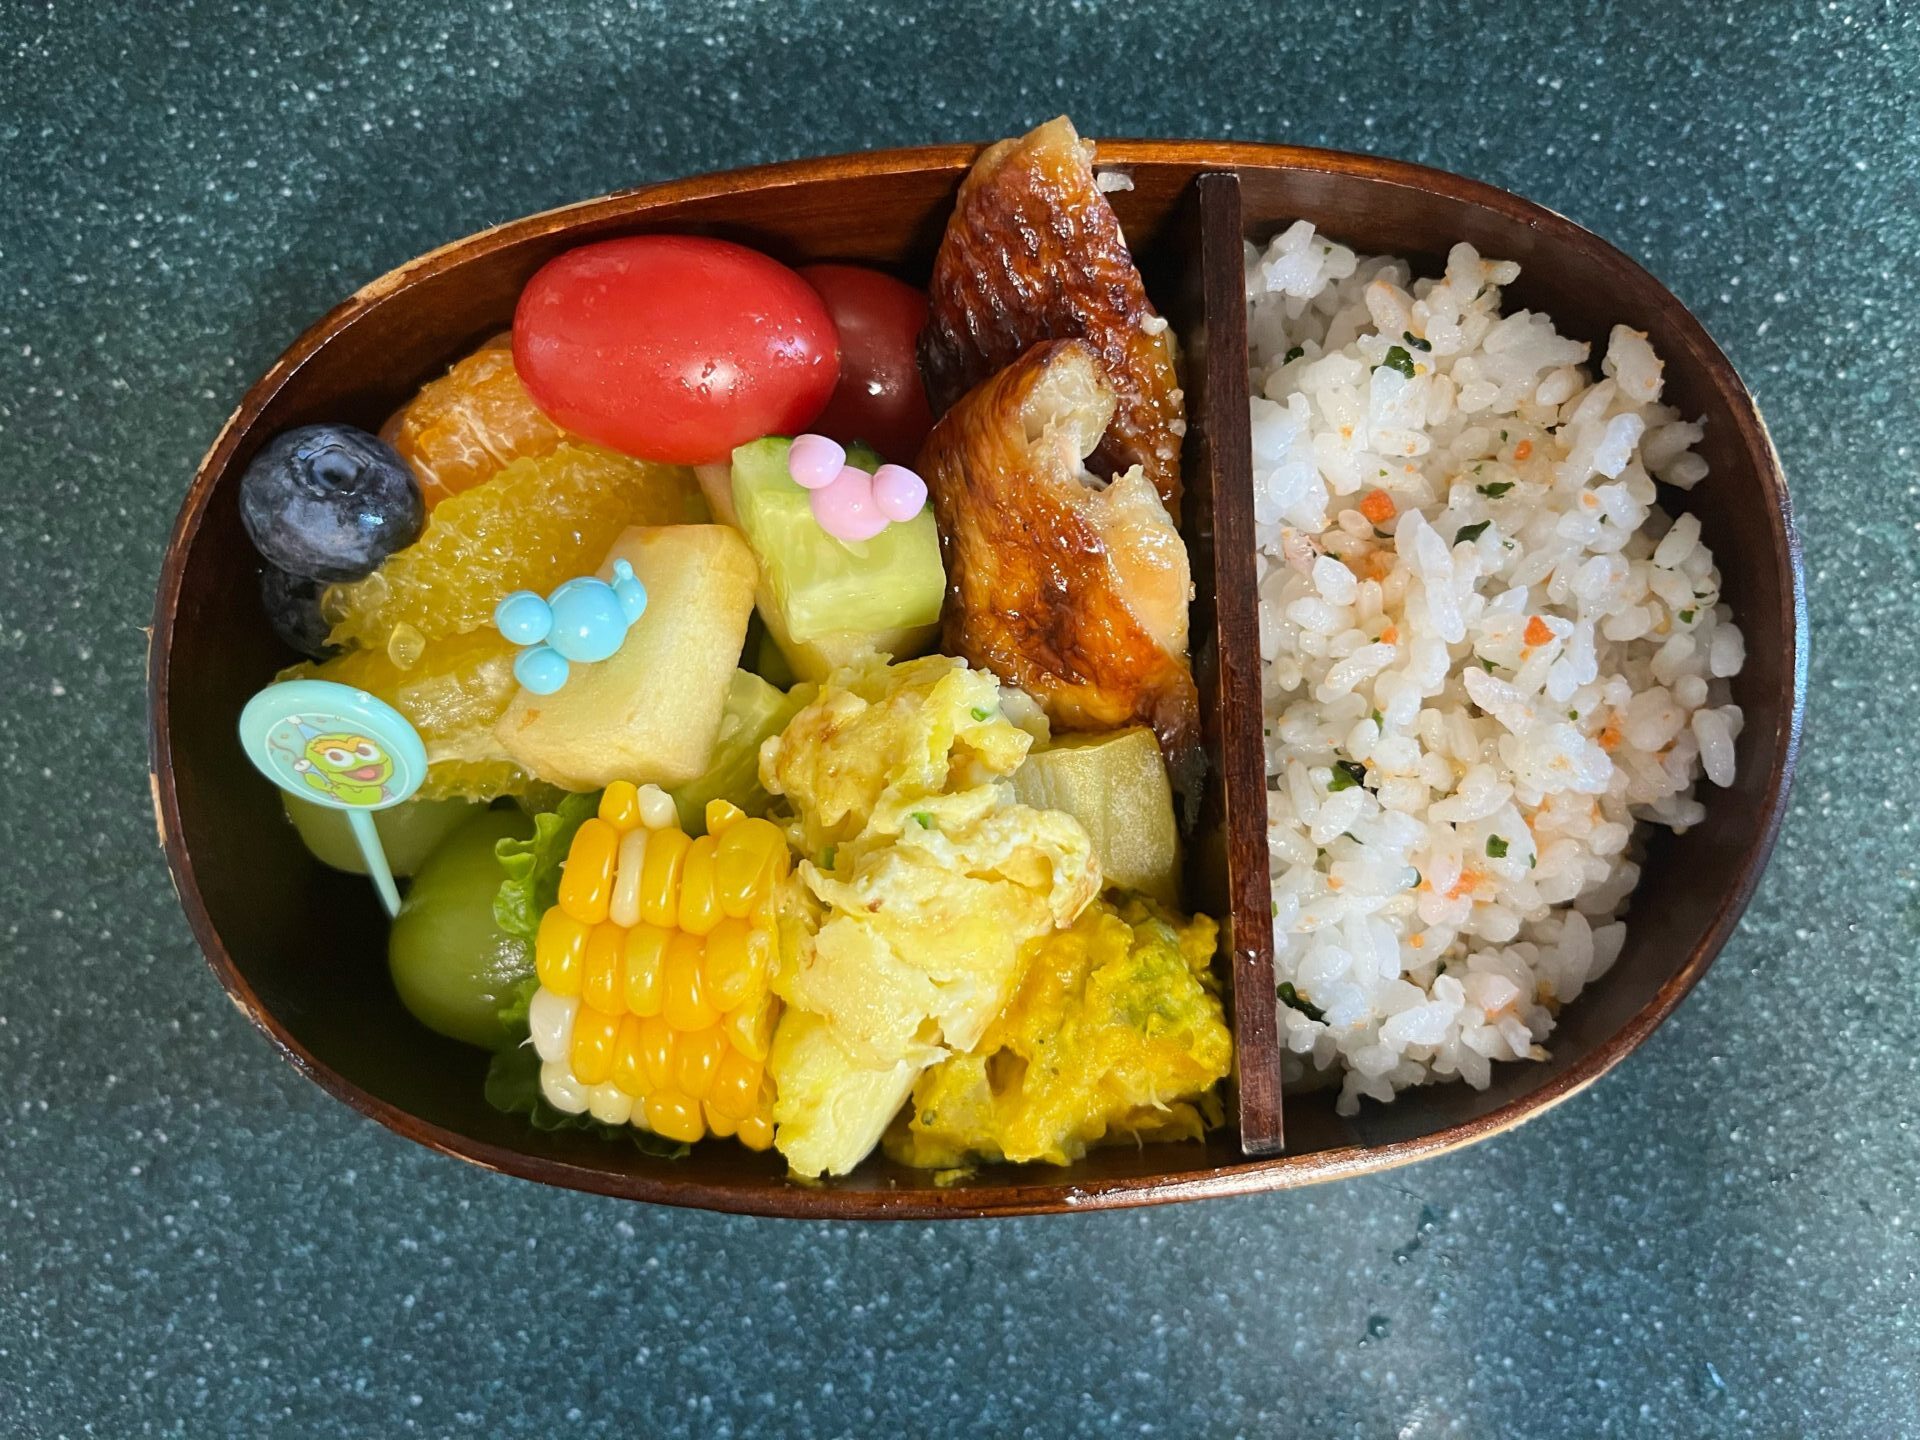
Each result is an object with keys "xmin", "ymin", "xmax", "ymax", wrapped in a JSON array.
[{"xmin": 293, "ymin": 730, "xmax": 394, "ymax": 806}]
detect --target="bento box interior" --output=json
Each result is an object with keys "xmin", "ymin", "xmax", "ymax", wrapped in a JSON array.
[{"xmin": 154, "ymin": 145, "xmax": 1798, "ymax": 1213}]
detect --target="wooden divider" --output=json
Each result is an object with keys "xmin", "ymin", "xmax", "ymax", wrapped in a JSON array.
[{"xmin": 1168, "ymin": 172, "xmax": 1282, "ymax": 1155}]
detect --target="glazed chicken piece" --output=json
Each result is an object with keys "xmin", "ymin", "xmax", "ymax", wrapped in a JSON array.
[
  {"xmin": 919, "ymin": 116, "xmax": 1186, "ymax": 520},
  {"xmin": 918, "ymin": 339, "xmax": 1200, "ymax": 765}
]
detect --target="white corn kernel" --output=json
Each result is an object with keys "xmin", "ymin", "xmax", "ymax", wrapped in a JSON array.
[
  {"xmin": 637, "ymin": 784, "xmax": 678, "ymax": 830},
  {"xmin": 528, "ymin": 990, "xmax": 578, "ymax": 1063},
  {"xmin": 587, "ymin": 1082, "xmax": 634, "ymax": 1126},
  {"xmin": 539, "ymin": 1059, "xmax": 589, "ymax": 1114},
  {"xmin": 609, "ymin": 826, "xmax": 650, "ymax": 928}
]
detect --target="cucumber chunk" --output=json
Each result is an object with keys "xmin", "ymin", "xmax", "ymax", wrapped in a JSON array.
[
  {"xmin": 729, "ymin": 437, "xmax": 944, "ymax": 675},
  {"xmin": 1011, "ymin": 726, "xmax": 1179, "ymax": 906},
  {"xmin": 668, "ymin": 669, "xmax": 813, "ymax": 833}
]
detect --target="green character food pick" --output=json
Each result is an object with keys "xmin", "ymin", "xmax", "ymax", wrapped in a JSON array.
[{"xmin": 238, "ymin": 678, "xmax": 430, "ymax": 917}]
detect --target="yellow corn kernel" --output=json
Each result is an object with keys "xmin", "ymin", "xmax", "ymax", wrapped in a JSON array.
[
  {"xmin": 608, "ymin": 825, "xmax": 649, "ymax": 929},
  {"xmin": 598, "ymin": 781, "xmax": 643, "ymax": 832},
  {"xmin": 582, "ymin": 922, "xmax": 627, "ymax": 1015},
  {"xmin": 673, "ymin": 1025, "xmax": 727, "ymax": 1100},
  {"xmin": 703, "ymin": 1102, "xmax": 738, "ymax": 1138},
  {"xmin": 535, "ymin": 908, "xmax": 590, "ymax": 997},
  {"xmin": 709, "ymin": 1049, "xmax": 762, "ymax": 1121},
  {"xmin": 646, "ymin": 1091, "xmax": 706, "ymax": 1143},
  {"xmin": 639, "ymin": 825, "xmax": 692, "ymax": 927},
  {"xmin": 661, "ymin": 931, "xmax": 717, "ymax": 1030},
  {"xmin": 736, "ymin": 1110, "xmax": 775, "ymax": 1152},
  {"xmin": 621, "ymin": 923, "xmax": 669, "ymax": 1017},
  {"xmin": 714, "ymin": 818, "xmax": 785, "ymax": 918},
  {"xmin": 558, "ymin": 818, "xmax": 620, "ymax": 924},
  {"xmin": 569, "ymin": 1005, "xmax": 620, "ymax": 1087},
  {"xmin": 725, "ymin": 996, "xmax": 778, "ymax": 1062},
  {"xmin": 638, "ymin": 1014, "xmax": 677, "ymax": 1092},
  {"xmin": 677, "ymin": 835, "xmax": 723, "ymax": 936},
  {"xmin": 705, "ymin": 798, "xmax": 746, "ymax": 836},
  {"xmin": 702, "ymin": 917, "xmax": 770, "ymax": 1012},
  {"xmin": 611, "ymin": 1015, "xmax": 650, "ymax": 1097}
]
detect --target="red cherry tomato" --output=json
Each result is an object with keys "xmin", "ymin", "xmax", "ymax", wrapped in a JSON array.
[
  {"xmin": 797, "ymin": 264, "xmax": 935, "ymax": 464},
  {"xmin": 514, "ymin": 237, "xmax": 839, "ymax": 465}
]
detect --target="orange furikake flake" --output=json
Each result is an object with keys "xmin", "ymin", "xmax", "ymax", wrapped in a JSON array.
[
  {"xmin": 1359, "ymin": 490, "xmax": 1397, "ymax": 525},
  {"xmin": 1513, "ymin": 438, "xmax": 1534, "ymax": 461},
  {"xmin": 1380, "ymin": 624, "xmax": 1400, "ymax": 646},
  {"xmin": 1524, "ymin": 616, "xmax": 1554, "ymax": 647}
]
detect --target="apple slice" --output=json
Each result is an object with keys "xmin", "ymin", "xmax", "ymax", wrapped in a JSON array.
[{"xmin": 494, "ymin": 525, "xmax": 758, "ymax": 790}]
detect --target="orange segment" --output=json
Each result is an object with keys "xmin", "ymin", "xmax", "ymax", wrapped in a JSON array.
[
  {"xmin": 280, "ymin": 628, "xmax": 531, "ymax": 801},
  {"xmin": 322, "ymin": 443, "xmax": 708, "ymax": 652},
  {"xmin": 381, "ymin": 337, "xmax": 570, "ymax": 509}
]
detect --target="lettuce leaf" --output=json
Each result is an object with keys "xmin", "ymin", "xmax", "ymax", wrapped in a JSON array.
[
  {"xmin": 482, "ymin": 1045, "xmax": 691, "ymax": 1159},
  {"xmin": 496, "ymin": 974, "xmax": 538, "ymax": 1037},
  {"xmin": 493, "ymin": 789, "xmax": 601, "ymax": 940}
]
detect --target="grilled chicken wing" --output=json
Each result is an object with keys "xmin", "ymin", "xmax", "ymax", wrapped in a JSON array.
[
  {"xmin": 918, "ymin": 339, "xmax": 1200, "ymax": 764},
  {"xmin": 919, "ymin": 116, "xmax": 1186, "ymax": 520}
]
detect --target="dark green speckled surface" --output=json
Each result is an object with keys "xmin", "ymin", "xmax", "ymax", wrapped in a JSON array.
[{"xmin": 2, "ymin": 1, "xmax": 1916, "ymax": 1434}]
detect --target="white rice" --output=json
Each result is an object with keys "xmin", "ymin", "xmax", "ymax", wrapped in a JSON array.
[{"xmin": 1246, "ymin": 221, "xmax": 1745, "ymax": 1114}]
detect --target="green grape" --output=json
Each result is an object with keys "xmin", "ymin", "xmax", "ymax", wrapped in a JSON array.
[
  {"xmin": 388, "ymin": 810, "xmax": 534, "ymax": 1049},
  {"xmin": 283, "ymin": 791, "xmax": 478, "ymax": 877}
]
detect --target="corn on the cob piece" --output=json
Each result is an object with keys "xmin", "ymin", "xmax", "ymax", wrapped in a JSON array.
[{"xmin": 529, "ymin": 782, "xmax": 785, "ymax": 1150}]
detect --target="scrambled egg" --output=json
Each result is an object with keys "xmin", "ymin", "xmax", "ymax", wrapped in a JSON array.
[
  {"xmin": 760, "ymin": 654, "xmax": 1101, "ymax": 1178},
  {"xmin": 887, "ymin": 895, "xmax": 1232, "ymax": 1170}
]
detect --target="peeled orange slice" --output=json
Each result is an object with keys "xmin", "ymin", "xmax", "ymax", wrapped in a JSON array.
[
  {"xmin": 321, "ymin": 443, "xmax": 708, "ymax": 652},
  {"xmin": 381, "ymin": 335, "xmax": 568, "ymax": 509}
]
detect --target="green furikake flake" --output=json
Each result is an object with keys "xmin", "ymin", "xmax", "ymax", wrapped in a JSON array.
[
  {"xmin": 1402, "ymin": 330, "xmax": 1432, "ymax": 352},
  {"xmin": 1486, "ymin": 835, "xmax": 1510, "ymax": 859},
  {"xmin": 1276, "ymin": 982, "xmax": 1326, "ymax": 1024},
  {"xmin": 1568, "ymin": 710, "xmax": 1580, "ymax": 721},
  {"xmin": 1477, "ymin": 481, "xmax": 1516, "ymax": 498},
  {"xmin": 912, "ymin": 812, "xmax": 934, "ymax": 830},
  {"xmin": 1329, "ymin": 759, "xmax": 1369, "ymax": 792},
  {"xmin": 1456, "ymin": 520, "xmax": 1492, "ymax": 545},
  {"xmin": 969, "ymin": 706, "xmax": 992, "ymax": 721},
  {"xmin": 1679, "ymin": 609, "xmax": 1696, "ymax": 623},
  {"xmin": 1371, "ymin": 709, "xmax": 1385, "ymax": 728},
  {"xmin": 819, "ymin": 846, "xmax": 836, "ymax": 870},
  {"xmin": 1284, "ymin": 345, "xmax": 1305, "ymax": 364},
  {"xmin": 1479, "ymin": 658, "xmax": 1497, "ymax": 672},
  {"xmin": 1376, "ymin": 345, "xmax": 1416, "ymax": 379}
]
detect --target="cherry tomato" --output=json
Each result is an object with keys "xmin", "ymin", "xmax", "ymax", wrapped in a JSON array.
[
  {"xmin": 797, "ymin": 264, "xmax": 935, "ymax": 464},
  {"xmin": 514, "ymin": 237, "xmax": 839, "ymax": 465}
]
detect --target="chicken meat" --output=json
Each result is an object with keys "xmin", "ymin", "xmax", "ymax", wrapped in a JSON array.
[
  {"xmin": 917, "ymin": 338, "xmax": 1201, "ymax": 768},
  {"xmin": 918, "ymin": 115, "xmax": 1186, "ymax": 519}
]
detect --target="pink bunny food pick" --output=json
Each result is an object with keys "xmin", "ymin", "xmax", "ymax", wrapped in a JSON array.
[{"xmin": 787, "ymin": 433, "xmax": 928, "ymax": 542}]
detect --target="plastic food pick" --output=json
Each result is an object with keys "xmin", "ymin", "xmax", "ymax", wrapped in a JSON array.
[
  {"xmin": 238, "ymin": 678, "xmax": 430, "ymax": 917},
  {"xmin": 789, "ymin": 434, "xmax": 928, "ymax": 542},
  {"xmin": 495, "ymin": 559, "xmax": 649, "ymax": 695}
]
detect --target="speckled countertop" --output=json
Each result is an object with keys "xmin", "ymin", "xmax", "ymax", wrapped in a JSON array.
[{"xmin": 2, "ymin": 1, "xmax": 1915, "ymax": 1435}]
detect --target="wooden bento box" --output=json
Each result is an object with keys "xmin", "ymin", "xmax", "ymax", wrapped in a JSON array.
[{"xmin": 149, "ymin": 140, "xmax": 1804, "ymax": 1218}]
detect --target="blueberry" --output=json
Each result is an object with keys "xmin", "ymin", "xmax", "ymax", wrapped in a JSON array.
[
  {"xmin": 259, "ymin": 564, "xmax": 339, "ymax": 660},
  {"xmin": 239, "ymin": 423, "xmax": 424, "ymax": 581}
]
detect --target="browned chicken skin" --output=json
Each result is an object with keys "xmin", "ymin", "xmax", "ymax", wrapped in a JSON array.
[
  {"xmin": 918, "ymin": 340, "xmax": 1200, "ymax": 764},
  {"xmin": 919, "ymin": 116, "xmax": 1186, "ymax": 520}
]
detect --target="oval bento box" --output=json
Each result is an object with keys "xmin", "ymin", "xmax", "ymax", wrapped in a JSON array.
[{"xmin": 149, "ymin": 140, "xmax": 1805, "ymax": 1219}]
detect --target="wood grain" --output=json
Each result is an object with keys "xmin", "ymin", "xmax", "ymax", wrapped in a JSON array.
[
  {"xmin": 149, "ymin": 139, "xmax": 1804, "ymax": 1218},
  {"xmin": 1156, "ymin": 172, "xmax": 1282, "ymax": 1156}
]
